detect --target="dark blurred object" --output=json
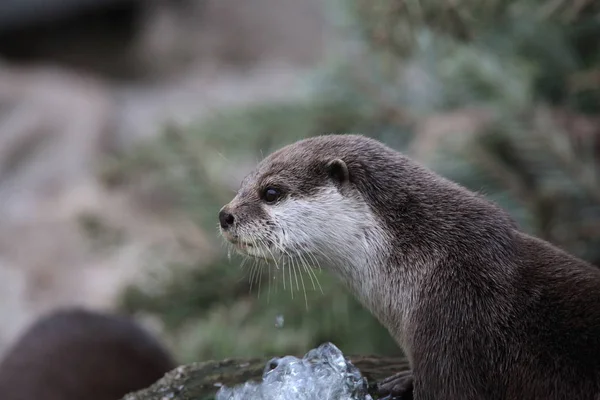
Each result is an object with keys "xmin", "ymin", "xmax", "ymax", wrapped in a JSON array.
[
  {"xmin": 0, "ymin": 0, "xmax": 133, "ymax": 31},
  {"xmin": 0, "ymin": 0, "xmax": 325, "ymax": 79},
  {"xmin": 0, "ymin": 0, "xmax": 195, "ymax": 79},
  {"xmin": 0, "ymin": 0, "xmax": 143, "ymax": 79},
  {"xmin": 0, "ymin": 308, "xmax": 176, "ymax": 400}
]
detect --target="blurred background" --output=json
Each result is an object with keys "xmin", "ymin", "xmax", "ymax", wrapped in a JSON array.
[{"xmin": 0, "ymin": 0, "xmax": 598, "ymax": 366}]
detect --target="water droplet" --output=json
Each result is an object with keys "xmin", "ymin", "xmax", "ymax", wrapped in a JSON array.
[
  {"xmin": 275, "ymin": 314, "xmax": 284, "ymax": 328},
  {"xmin": 227, "ymin": 248, "xmax": 232, "ymax": 262}
]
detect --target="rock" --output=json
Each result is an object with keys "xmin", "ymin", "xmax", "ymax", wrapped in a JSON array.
[{"xmin": 123, "ymin": 355, "xmax": 410, "ymax": 400}]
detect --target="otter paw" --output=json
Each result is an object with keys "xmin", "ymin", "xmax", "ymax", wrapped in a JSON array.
[{"xmin": 376, "ymin": 370, "xmax": 414, "ymax": 400}]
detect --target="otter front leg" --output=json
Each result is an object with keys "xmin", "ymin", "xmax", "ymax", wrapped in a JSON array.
[{"xmin": 376, "ymin": 370, "xmax": 414, "ymax": 399}]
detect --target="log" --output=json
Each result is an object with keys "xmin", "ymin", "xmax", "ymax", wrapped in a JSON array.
[{"xmin": 122, "ymin": 354, "xmax": 410, "ymax": 400}]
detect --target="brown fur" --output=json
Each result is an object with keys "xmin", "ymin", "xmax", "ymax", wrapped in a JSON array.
[
  {"xmin": 220, "ymin": 134, "xmax": 600, "ymax": 399},
  {"xmin": 0, "ymin": 308, "xmax": 176, "ymax": 400}
]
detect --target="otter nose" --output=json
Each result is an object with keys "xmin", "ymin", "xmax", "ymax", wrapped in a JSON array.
[{"xmin": 219, "ymin": 210, "xmax": 235, "ymax": 230}]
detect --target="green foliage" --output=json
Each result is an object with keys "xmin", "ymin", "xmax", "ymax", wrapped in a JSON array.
[
  {"xmin": 120, "ymin": 256, "xmax": 399, "ymax": 363},
  {"xmin": 110, "ymin": 0, "xmax": 600, "ymax": 365}
]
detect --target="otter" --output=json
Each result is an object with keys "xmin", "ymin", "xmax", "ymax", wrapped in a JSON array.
[
  {"xmin": 218, "ymin": 134, "xmax": 600, "ymax": 399},
  {"xmin": 0, "ymin": 308, "xmax": 176, "ymax": 400}
]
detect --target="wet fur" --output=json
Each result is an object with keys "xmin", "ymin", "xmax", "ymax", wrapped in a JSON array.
[{"xmin": 220, "ymin": 134, "xmax": 600, "ymax": 399}]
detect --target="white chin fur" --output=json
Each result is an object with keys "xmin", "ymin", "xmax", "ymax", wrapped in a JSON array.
[
  {"xmin": 237, "ymin": 245, "xmax": 278, "ymax": 261},
  {"xmin": 267, "ymin": 186, "xmax": 409, "ymax": 339},
  {"xmin": 227, "ymin": 236, "xmax": 283, "ymax": 261},
  {"xmin": 269, "ymin": 187, "xmax": 386, "ymax": 268}
]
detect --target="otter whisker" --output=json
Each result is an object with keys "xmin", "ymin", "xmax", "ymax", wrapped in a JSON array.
[
  {"xmin": 283, "ymin": 260, "xmax": 287, "ymax": 292},
  {"xmin": 236, "ymin": 257, "xmax": 253, "ymax": 285},
  {"xmin": 214, "ymin": 149, "xmax": 230, "ymax": 162},
  {"xmin": 298, "ymin": 254, "xmax": 316, "ymax": 291},
  {"xmin": 261, "ymin": 238, "xmax": 280, "ymax": 304},
  {"xmin": 269, "ymin": 232, "xmax": 288, "ymax": 293},
  {"xmin": 291, "ymin": 256, "xmax": 301, "ymax": 295},
  {"xmin": 284, "ymin": 238, "xmax": 324, "ymax": 296},
  {"xmin": 281, "ymin": 250, "xmax": 292, "ymax": 295},
  {"xmin": 257, "ymin": 262, "xmax": 263, "ymax": 298},
  {"xmin": 296, "ymin": 254, "xmax": 310, "ymax": 310},
  {"xmin": 285, "ymin": 248, "xmax": 301, "ymax": 299},
  {"xmin": 247, "ymin": 262, "xmax": 255, "ymax": 292},
  {"xmin": 252, "ymin": 234, "xmax": 268, "ymax": 261},
  {"xmin": 280, "ymin": 257, "xmax": 286, "ymax": 292},
  {"xmin": 271, "ymin": 239, "xmax": 299, "ymax": 298},
  {"xmin": 263, "ymin": 239, "xmax": 280, "ymax": 270},
  {"xmin": 301, "ymin": 252, "xmax": 317, "ymax": 290},
  {"xmin": 251, "ymin": 260, "xmax": 263, "ymax": 295},
  {"xmin": 301, "ymin": 250, "xmax": 325, "ymax": 295},
  {"xmin": 248, "ymin": 259, "xmax": 259, "ymax": 294},
  {"xmin": 304, "ymin": 249, "xmax": 322, "ymax": 277},
  {"xmin": 312, "ymin": 246, "xmax": 335, "ymax": 270},
  {"xmin": 256, "ymin": 236, "xmax": 274, "ymax": 300},
  {"xmin": 285, "ymin": 244, "xmax": 311, "ymax": 306},
  {"xmin": 267, "ymin": 260, "xmax": 272, "ymax": 304},
  {"xmin": 288, "ymin": 254, "xmax": 297, "ymax": 292},
  {"xmin": 285, "ymin": 258, "xmax": 293, "ymax": 299},
  {"xmin": 293, "ymin": 229, "xmax": 331, "ymax": 270},
  {"xmin": 274, "ymin": 243, "xmax": 287, "ymax": 293},
  {"xmin": 306, "ymin": 249, "xmax": 324, "ymax": 272},
  {"xmin": 284, "ymin": 258, "xmax": 294, "ymax": 299},
  {"xmin": 249, "ymin": 236, "xmax": 266, "ymax": 298}
]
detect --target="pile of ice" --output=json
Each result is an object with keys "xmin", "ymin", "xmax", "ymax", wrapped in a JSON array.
[{"xmin": 215, "ymin": 342, "xmax": 374, "ymax": 400}]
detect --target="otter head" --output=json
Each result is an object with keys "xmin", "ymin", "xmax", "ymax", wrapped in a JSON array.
[{"xmin": 218, "ymin": 135, "xmax": 389, "ymax": 276}]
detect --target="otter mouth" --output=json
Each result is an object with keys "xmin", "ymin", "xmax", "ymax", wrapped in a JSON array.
[
  {"xmin": 233, "ymin": 240, "xmax": 255, "ymax": 250},
  {"xmin": 230, "ymin": 239, "xmax": 277, "ymax": 261},
  {"xmin": 220, "ymin": 231, "xmax": 279, "ymax": 261},
  {"xmin": 220, "ymin": 231, "xmax": 254, "ymax": 248},
  {"xmin": 224, "ymin": 236, "xmax": 256, "ymax": 252}
]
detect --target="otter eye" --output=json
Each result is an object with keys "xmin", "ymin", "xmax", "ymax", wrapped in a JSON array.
[{"xmin": 262, "ymin": 187, "xmax": 281, "ymax": 204}]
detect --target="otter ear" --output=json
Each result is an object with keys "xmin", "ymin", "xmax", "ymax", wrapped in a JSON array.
[{"xmin": 326, "ymin": 158, "xmax": 349, "ymax": 186}]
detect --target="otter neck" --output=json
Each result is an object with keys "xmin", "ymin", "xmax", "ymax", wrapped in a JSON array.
[
  {"xmin": 319, "ymin": 221, "xmax": 422, "ymax": 354},
  {"xmin": 321, "ymin": 183, "xmax": 518, "ymax": 358}
]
